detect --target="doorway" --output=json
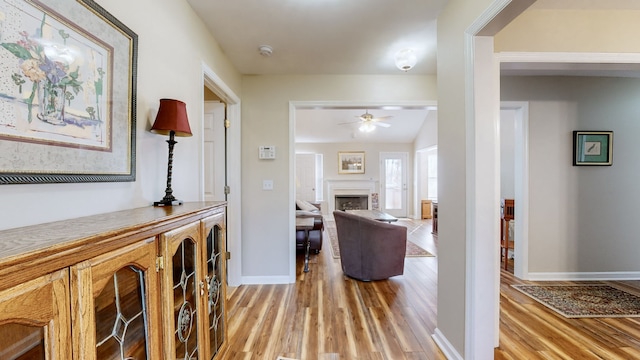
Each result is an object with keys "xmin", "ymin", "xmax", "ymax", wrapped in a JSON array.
[
  {"xmin": 295, "ymin": 153, "xmax": 323, "ymax": 202},
  {"xmin": 380, "ymin": 152, "xmax": 408, "ymax": 217},
  {"xmin": 201, "ymin": 64, "xmax": 242, "ymax": 287},
  {"xmin": 203, "ymin": 101, "xmax": 226, "ymax": 202}
]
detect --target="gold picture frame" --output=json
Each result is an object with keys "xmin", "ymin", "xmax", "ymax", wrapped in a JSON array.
[{"xmin": 338, "ymin": 151, "xmax": 365, "ymax": 174}]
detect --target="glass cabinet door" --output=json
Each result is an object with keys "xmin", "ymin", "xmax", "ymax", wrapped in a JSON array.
[
  {"xmin": 0, "ymin": 269, "xmax": 71, "ymax": 359},
  {"xmin": 71, "ymin": 239, "xmax": 161, "ymax": 360},
  {"xmin": 201, "ymin": 214, "xmax": 227, "ymax": 359},
  {"xmin": 159, "ymin": 222, "xmax": 204, "ymax": 360}
]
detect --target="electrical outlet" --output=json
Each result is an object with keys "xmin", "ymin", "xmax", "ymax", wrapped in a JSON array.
[{"xmin": 263, "ymin": 180, "xmax": 274, "ymax": 190}]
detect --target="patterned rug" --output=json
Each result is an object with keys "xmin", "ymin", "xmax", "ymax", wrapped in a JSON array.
[
  {"xmin": 324, "ymin": 219, "xmax": 434, "ymax": 258},
  {"xmin": 512, "ymin": 284, "xmax": 640, "ymax": 318}
]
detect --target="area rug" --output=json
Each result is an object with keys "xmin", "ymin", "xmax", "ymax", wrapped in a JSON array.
[
  {"xmin": 324, "ymin": 219, "xmax": 434, "ymax": 258},
  {"xmin": 512, "ymin": 284, "xmax": 640, "ymax": 318}
]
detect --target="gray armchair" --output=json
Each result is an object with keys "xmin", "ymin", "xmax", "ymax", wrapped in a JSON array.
[{"xmin": 333, "ymin": 210, "xmax": 407, "ymax": 281}]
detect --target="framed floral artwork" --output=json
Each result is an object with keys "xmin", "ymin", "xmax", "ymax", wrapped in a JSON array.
[
  {"xmin": 338, "ymin": 151, "xmax": 365, "ymax": 174},
  {"xmin": 0, "ymin": 0, "xmax": 138, "ymax": 184},
  {"xmin": 573, "ymin": 131, "xmax": 613, "ymax": 166}
]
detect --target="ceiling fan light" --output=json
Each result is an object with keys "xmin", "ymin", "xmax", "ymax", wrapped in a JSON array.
[
  {"xmin": 359, "ymin": 122, "xmax": 375, "ymax": 133},
  {"xmin": 395, "ymin": 48, "xmax": 417, "ymax": 72}
]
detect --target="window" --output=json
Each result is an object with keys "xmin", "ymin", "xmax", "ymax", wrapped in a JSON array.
[{"xmin": 427, "ymin": 152, "xmax": 437, "ymax": 201}]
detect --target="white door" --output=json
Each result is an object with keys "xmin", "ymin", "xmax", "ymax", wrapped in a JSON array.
[
  {"xmin": 295, "ymin": 153, "xmax": 316, "ymax": 201},
  {"xmin": 203, "ymin": 101, "xmax": 226, "ymax": 201},
  {"xmin": 380, "ymin": 152, "xmax": 408, "ymax": 217}
]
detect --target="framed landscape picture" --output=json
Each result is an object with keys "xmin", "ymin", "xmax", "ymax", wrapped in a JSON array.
[
  {"xmin": 0, "ymin": 0, "xmax": 138, "ymax": 184},
  {"xmin": 573, "ymin": 131, "xmax": 613, "ymax": 166},
  {"xmin": 338, "ymin": 151, "xmax": 365, "ymax": 174}
]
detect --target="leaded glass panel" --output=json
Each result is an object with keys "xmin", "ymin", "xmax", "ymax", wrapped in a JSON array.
[
  {"xmin": 173, "ymin": 239, "xmax": 199, "ymax": 359},
  {"xmin": 206, "ymin": 225, "xmax": 225, "ymax": 359},
  {"xmin": 95, "ymin": 266, "xmax": 149, "ymax": 359}
]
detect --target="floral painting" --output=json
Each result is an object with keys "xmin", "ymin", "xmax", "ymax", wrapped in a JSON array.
[
  {"xmin": 0, "ymin": 0, "xmax": 137, "ymax": 184},
  {"xmin": 0, "ymin": 0, "xmax": 110, "ymax": 150}
]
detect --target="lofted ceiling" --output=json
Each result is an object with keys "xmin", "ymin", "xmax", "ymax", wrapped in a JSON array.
[
  {"xmin": 295, "ymin": 107, "xmax": 435, "ymax": 144},
  {"xmin": 187, "ymin": 0, "xmax": 640, "ymax": 144}
]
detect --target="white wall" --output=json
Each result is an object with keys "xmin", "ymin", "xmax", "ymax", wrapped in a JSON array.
[
  {"xmin": 0, "ymin": 0, "xmax": 241, "ymax": 230},
  {"xmin": 436, "ymin": 0, "xmax": 497, "ymax": 356},
  {"xmin": 241, "ymin": 75, "xmax": 437, "ymax": 281},
  {"xmin": 414, "ymin": 109, "xmax": 438, "ymax": 150},
  {"xmin": 502, "ymin": 76, "xmax": 640, "ymax": 276}
]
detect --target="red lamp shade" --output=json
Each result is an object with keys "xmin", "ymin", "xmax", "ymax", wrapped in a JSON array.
[{"xmin": 151, "ymin": 98, "xmax": 192, "ymax": 137}]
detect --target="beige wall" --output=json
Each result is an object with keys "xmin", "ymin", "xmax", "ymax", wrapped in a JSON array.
[
  {"xmin": 240, "ymin": 75, "xmax": 436, "ymax": 280},
  {"xmin": 0, "ymin": 0, "xmax": 241, "ymax": 230},
  {"xmin": 496, "ymin": 9, "xmax": 640, "ymax": 52}
]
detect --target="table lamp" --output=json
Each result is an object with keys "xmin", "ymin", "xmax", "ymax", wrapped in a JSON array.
[{"xmin": 150, "ymin": 98, "xmax": 192, "ymax": 206}]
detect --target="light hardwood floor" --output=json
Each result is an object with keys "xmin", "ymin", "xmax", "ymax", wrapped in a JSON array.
[{"xmin": 220, "ymin": 219, "xmax": 640, "ymax": 359}]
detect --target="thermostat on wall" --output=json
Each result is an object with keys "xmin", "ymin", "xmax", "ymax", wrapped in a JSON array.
[{"xmin": 259, "ymin": 145, "xmax": 276, "ymax": 159}]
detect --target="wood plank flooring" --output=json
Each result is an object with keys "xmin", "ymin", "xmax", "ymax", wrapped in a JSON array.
[{"xmin": 220, "ymin": 219, "xmax": 640, "ymax": 359}]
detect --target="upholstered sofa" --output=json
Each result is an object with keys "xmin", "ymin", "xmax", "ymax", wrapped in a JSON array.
[
  {"xmin": 295, "ymin": 200, "xmax": 324, "ymax": 253},
  {"xmin": 333, "ymin": 210, "xmax": 407, "ymax": 281}
]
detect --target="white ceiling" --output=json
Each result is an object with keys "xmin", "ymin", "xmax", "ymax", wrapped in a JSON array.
[
  {"xmin": 187, "ymin": 0, "xmax": 640, "ymax": 143},
  {"xmin": 186, "ymin": 0, "xmax": 447, "ymax": 76}
]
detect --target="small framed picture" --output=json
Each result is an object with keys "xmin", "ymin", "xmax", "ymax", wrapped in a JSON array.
[
  {"xmin": 573, "ymin": 131, "xmax": 613, "ymax": 166},
  {"xmin": 338, "ymin": 151, "xmax": 365, "ymax": 174}
]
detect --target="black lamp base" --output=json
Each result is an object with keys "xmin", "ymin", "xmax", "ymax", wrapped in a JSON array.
[{"xmin": 154, "ymin": 199, "xmax": 183, "ymax": 207}]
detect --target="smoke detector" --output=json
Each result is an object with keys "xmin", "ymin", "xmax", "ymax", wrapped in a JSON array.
[{"xmin": 258, "ymin": 45, "xmax": 273, "ymax": 57}]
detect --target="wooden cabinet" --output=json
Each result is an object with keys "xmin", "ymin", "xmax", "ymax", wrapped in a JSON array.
[
  {"xmin": 0, "ymin": 269, "xmax": 71, "ymax": 359},
  {"xmin": 0, "ymin": 202, "xmax": 226, "ymax": 360},
  {"xmin": 201, "ymin": 214, "xmax": 228, "ymax": 359},
  {"xmin": 158, "ymin": 211, "xmax": 227, "ymax": 360},
  {"xmin": 71, "ymin": 239, "xmax": 162, "ymax": 359},
  {"xmin": 421, "ymin": 200, "xmax": 432, "ymax": 219}
]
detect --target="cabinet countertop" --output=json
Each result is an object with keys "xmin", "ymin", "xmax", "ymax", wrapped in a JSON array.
[{"xmin": 0, "ymin": 201, "xmax": 226, "ymax": 290}]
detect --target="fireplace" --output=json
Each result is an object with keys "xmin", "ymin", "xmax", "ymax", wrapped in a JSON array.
[
  {"xmin": 326, "ymin": 180, "xmax": 376, "ymax": 213},
  {"xmin": 335, "ymin": 195, "xmax": 368, "ymax": 211}
]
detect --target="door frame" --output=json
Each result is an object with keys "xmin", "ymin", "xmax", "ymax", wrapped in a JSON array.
[
  {"xmin": 500, "ymin": 102, "xmax": 529, "ymax": 280},
  {"xmin": 201, "ymin": 63, "xmax": 242, "ymax": 287},
  {"xmin": 290, "ymin": 100, "xmax": 434, "ymax": 280},
  {"xmin": 379, "ymin": 151, "xmax": 408, "ymax": 217}
]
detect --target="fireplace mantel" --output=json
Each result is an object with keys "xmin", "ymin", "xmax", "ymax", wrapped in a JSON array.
[{"xmin": 326, "ymin": 179, "xmax": 376, "ymax": 213}]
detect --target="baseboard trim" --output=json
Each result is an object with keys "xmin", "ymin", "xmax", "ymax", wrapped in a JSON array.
[
  {"xmin": 241, "ymin": 275, "xmax": 294, "ymax": 285},
  {"xmin": 527, "ymin": 271, "xmax": 640, "ymax": 281},
  {"xmin": 432, "ymin": 328, "xmax": 463, "ymax": 360}
]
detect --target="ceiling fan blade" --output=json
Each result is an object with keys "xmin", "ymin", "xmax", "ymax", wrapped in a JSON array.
[
  {"xmin": 337, "ymin": 120, "xmax": 360, "ymax": 126},
  {"xmin": 373, "ymin": 122, "xmax": 391, "ymax": 128},
  {"xmin": 371, "ymin": 116, "xmax": 393, "ymax": 122}
]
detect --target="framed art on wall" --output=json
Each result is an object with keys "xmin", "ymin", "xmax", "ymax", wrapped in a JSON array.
[
  {"xmin": 0, "ymin": 0, "xmax": 138, "ymax": 184},
  {"xmin": 573, "ymin": 131, "xmax": 613, "ymax": 166},
  {"xmin": 338, "ymin": 151, "xmax": 365, "ymax": 174}
]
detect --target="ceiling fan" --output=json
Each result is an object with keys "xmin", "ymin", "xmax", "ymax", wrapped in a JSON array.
[{"xmin": 338, "ymin": 110, "xmax": 392, "ymax": 132}]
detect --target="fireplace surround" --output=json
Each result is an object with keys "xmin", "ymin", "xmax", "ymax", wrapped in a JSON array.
[{"xmin": 326, "ymin": 180, "xmax": 376, "ymax": 213}]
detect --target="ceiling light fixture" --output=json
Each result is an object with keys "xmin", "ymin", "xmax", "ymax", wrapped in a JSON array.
[
  {"xmin": 359, "ymin": 122, "xmax": 375, "ymax": 133},
  {"xmin": 258, "ymin": 45, "xmax": 273, "ymax": 57},
  {"xmin": 395, "ymin": 48, "xmax": 417, "ymax": 72}
]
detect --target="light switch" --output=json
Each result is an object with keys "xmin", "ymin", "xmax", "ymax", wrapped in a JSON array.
[{"xmin": 263, "ymin": 179, "xmax": 274, "ymax": 190}]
